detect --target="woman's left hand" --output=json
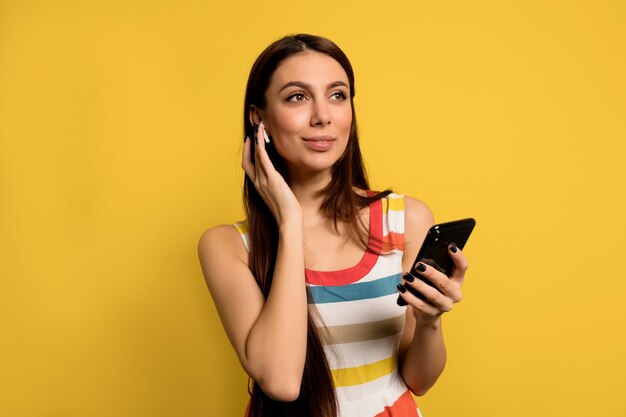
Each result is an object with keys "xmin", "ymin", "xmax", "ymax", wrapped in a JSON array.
[{"xmin": 398, "ymin": 243, "xmax": 469, "ymax": 327}]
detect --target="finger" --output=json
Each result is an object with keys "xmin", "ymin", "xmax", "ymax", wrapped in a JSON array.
[
  {"xmin": 250, "ymin": 123, "xmax": 274, "ymax": 183},
  {"xmin": 409, "ymin": 262, "xmax": 463, "ymax": 303},
  {"xmin": 241, "ymin": 136, "xmax": 256, "ymax": 181},
  {"xmin": 250, "ymin": 122, "xmax": 265, "ymax": 181},
  {"xmin": 448, "ymin": 242, "xmax": 469, "ymax": 284},
  {"xmin": 396, "ymin": 284, "xmax": 441, "ymax": 316},
  {"xmin": 402, "ymin": 273, "xmax": 455, "ymax": 312},
  {"xmin": 254, "ymin": 122, "xmax": 271, "ymax": 165}
]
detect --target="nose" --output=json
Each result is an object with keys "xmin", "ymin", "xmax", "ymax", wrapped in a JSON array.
[{"xmin": 310, "ymin": 99, "xmax": 331, "ymax": 126}]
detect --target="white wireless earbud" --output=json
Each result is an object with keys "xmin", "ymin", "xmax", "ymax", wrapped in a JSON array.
[{"xmin": 259, "ymin": 121, "xmax": 271, "ymax": 143}]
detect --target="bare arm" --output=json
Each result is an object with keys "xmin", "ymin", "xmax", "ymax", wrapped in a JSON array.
[
  {"xmin": 198, "ymin": 123, "xmax": 307, "ymax": 401},
  {"xmin": 397, "ymin": 196, "xmax": 451, "ymax": 396},
  {"xmin": 198, "ymin": 221, "xmax": 306, "ymax": 401}
]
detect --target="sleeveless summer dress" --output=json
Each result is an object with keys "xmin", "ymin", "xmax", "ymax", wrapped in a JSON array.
[{"xmin": 235, "ymin": 193, "xmax": 423, "ymax": 417}]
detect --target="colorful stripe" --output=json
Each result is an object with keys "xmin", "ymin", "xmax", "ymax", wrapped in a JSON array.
[
  {"xmin": 323, "ymin": 315, "xmax": 405, "ymax": 345},
  {"xmin": 382, "ymin": 231, "xmax": 405, "ymax": 252},
  {"xmin": 332, "ymin": 354, "xmax": 398, "ymax": 387},
  {"xmin": 381, "ymin": 195, "xmax": 405, "ymax": 214},
  {"xmin": 373, "ymin": 390, "xmax": 421, "ymax": 417},
  {"xmin": 234, "ymin": 221, "xmax": 248, "ymax": 235},
  {"xmin": 308, "ymin": 273, "xmax": 401, "ymax": 304}
]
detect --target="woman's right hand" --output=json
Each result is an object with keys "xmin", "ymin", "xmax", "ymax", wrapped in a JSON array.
[{"xmin": 242, "ymin": 122, "xmax": 302, "ymax": 226}]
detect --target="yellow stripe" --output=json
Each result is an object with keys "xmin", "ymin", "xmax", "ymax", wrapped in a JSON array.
[
  {"xmin": 234, "ymin": 221, "xmax": 248, "ymax": 235},
  {"xmin": 331, "ymin": 355, "xmax": 398, "ymax": 387},
  {"xmin": 381, "ymin": 196, "xmax": 404, "ymax": 214}
]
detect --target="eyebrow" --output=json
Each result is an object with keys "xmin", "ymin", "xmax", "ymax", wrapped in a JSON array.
[{"xmin": 277, "ymin": 80, "xmax": 349, "ymax": 93}]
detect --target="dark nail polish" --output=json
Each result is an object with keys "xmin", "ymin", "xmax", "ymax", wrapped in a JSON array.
[
  {"xmin": 244, "ymin": 136, "xmax": 247, "ymax": 143},
  {"xmin": 396, "ymin": 283, "xmax": 406, "ymax": 293},
  {"xmin": 397, "ymin": 296, "xmax": 407, "ymax": 306},
  {"xmin": 450, "ymin": 242, "xmax": 457, "ymax": 253},
  {"xmin": 403, "ymin": 272, "xmax": 414, "ymax": 283},
  {"xmin": 416, "ymin": 263, "xmax": 426, "ymax": 272},
  {"xmin": 253, "ymin": 123, "xmax": 259, "ymax": 132}
]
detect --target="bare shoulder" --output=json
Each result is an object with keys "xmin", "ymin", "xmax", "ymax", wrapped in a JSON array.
[
  {"xmin": 198, "ymin": 224, "xmax": 246, "ymax": 254},
  {"xmin": 402, "ymin": 196, "xmax": 435, "ymax": 271},
  {"xmin": 197, "ymin": 223, "xmax": 265, "ymax": 371},
  {"xmin": 403, "ymin": 195, "xmax": 435, "ymax": 237},
  {"xmin": 197, "ymin": 224, "xmax": 248, "ymax": 282}
]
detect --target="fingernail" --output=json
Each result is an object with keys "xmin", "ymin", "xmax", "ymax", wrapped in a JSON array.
[
  {"xmin": 397, "ymin": 296, "xmax": 407, "ymax": 306},
  {"xmin": 450, "ymin": 242, "xmax": 457, "ymax": 253},
  {"xmin": 403, "ymin": 272, "xmax": 414, "ymax": 283},
  {"xmin": 396, "ymin": 283, "xmax": 406, "ymax": 293},
  {"xmin": 253, "ymin": 123, "xmax": 259, "ymax": 132},
  {"xmin": 244, "ymin": 136, "xmax": 248, "ymax": 143},
  {"xmin": 416, "ymin": 263, "xmax": 426, "ymax": 272}
]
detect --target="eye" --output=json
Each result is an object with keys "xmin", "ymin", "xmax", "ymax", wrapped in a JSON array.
[
  {"xmin": 331, "ymin": 91, "xmax": 347, "ymax": 100},
  {"xmin": 287, "ymin": 92, "xmax": 307, "ymax": 102}
]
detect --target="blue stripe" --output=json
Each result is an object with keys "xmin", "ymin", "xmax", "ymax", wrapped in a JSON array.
[{"xmin": 308, "ymin": 273, "xmax": 402, "ymax": 304}]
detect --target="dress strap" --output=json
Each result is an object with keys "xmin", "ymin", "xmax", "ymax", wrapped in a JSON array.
[
  {"xmin": 233, "ymin": 221, "xmax": 250, "ymax": 251},
  {"xmin": 381, "ymin": 193, "xmax": 405, "ymax": 252}
]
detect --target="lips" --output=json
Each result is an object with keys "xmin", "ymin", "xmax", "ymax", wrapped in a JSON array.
[{"xmin": 302, "ymin": 135, "xmax": 336, "ymax": 151}]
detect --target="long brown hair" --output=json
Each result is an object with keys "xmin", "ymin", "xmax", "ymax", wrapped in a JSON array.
[{"xmin": 243, "ymin": 34, "xmax": 391, "ymax": 417}]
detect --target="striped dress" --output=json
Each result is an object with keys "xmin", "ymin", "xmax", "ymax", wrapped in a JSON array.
[{"xmin": 235, "ymin": 193, "xmax": 422, "ymax": 417}]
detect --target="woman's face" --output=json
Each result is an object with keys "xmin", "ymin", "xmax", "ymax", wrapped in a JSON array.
[{"xmin": 257, "ymin": 51, "xmax": 353, "ymax": 178}]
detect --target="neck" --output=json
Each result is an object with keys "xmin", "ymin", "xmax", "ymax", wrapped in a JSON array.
[
  {"xmin": 286, "ymin": 167, "xmax": 334, "ymax": 225},
  {"xmin": 286, "ymin": 166, "xmax": 367, "ymax": 230}
]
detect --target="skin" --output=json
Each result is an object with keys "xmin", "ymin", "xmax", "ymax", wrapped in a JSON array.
[{"xmin": 197, "ymin": 50, "xmax": 469, "ymax": 401}]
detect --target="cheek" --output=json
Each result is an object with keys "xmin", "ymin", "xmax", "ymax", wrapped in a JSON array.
[
  {"xmin": 337, "ymin": 107, "xmax": 353, "ymax": 132},
  {"xmin": 267, "ymin": 109, "xmax": 309, "ymax": 137}
]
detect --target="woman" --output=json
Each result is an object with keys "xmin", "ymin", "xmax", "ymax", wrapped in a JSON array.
[{"xmin": 198, "ymin": 34, "xmax": 469, "ymax": 417}]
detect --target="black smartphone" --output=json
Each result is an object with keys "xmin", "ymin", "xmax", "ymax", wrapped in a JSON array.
[{"xmin": 398, "ymin": 218, "xmax": 476, "ymax": 305}]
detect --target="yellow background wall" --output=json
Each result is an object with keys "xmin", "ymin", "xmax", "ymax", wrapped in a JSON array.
[{"xmin": 1, "ymin": 0, "xmax": 624, "ymax": 416}]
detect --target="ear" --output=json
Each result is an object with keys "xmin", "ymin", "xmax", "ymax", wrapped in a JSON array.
[
  {"xmin": 248, "ymin": 105, "xmax": 263, "ymax": 126},
  {"xmin": 248, "ymin": 105, "xmax": 272, "ymax": 136}
]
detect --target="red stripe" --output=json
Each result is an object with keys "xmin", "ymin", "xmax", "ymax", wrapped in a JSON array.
[
  {"xmin": 382, "ymin": 231, "xmax": 404, "ymax": 252},
  {"xmin": 373, "ymin": 390, "xmax": 420, "ymax": 417},
  {"xmin": 305, "ymin": 198, "xmax": 383, "ymax": 286}
]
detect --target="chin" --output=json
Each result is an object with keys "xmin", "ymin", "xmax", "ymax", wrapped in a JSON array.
[
  {"xmin": 280, "ymin": 144, "xmax": 348, "ymax": 175},
  {"xmin": 305, "ymin": 153, "xmax": 344, "ymax": 171}
]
